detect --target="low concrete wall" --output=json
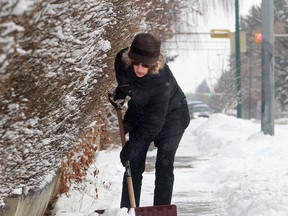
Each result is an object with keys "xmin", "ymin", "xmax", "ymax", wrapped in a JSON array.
[
  {"xmin": 4, "ymin": 170, "xmax": 60, "ymax": 216},
  {"xmin": 3, "ymin": 127, "xmax": 102, "ymax": 216}
]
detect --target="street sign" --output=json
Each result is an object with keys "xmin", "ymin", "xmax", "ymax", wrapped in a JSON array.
[
  {"xmin": 210, "ymin": 29, "xmax": 230, "ymax": 38},
  {"xmin": 230, "ymin": 31, "xmax": 247, "ymax": 53}
]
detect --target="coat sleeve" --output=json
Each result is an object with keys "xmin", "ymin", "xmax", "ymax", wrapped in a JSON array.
[{"xmin": 113, "ymin": 48, "xmax": 131, "ymax": 100}]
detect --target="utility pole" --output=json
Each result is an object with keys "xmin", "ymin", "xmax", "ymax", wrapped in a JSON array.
[
  {"xmin": 248, "ymin": 41, "xmax": 252, "ymax": 120},
  {"xmin": 235, "ymin": 0, "xmax": 242, "ymax": 118},
  {"xmin": 261, "ymin": 0, "xmax": 274, "ymax": 135}
]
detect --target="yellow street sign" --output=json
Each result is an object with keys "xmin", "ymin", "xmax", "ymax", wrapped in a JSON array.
[{"xmin": 210, "ymin": 29, "xmax": 230, "ymax": 38}]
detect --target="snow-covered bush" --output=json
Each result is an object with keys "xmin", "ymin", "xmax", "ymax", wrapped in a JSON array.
[{"xmin": 0, "ymin": 0, "xmax": 184, "ymax": 213}]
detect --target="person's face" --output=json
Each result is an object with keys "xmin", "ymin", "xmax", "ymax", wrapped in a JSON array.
[{"xmin": 131, "ymin": 61, "xmax": 150, "ymax": 77}]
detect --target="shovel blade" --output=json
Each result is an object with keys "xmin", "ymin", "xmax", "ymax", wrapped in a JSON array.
[{"xmin": 135, "ymin": 204, "xmax": 177, "ymax": 216}]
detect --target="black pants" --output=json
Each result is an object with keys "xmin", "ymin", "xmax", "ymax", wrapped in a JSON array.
[{"xmin": 120, "ymin": 133, "xmax": 184, "ymax": 208}]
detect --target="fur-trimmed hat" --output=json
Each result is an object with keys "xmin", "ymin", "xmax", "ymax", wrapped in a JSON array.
[{"xmin": 128, "ymin": 33, "xmax": 161, "ymax": 64}]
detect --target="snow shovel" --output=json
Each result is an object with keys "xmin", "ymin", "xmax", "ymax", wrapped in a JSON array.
[
  {"xmin": 106, "ymin": 93, "xmax": 178, "ymax": 216},
  {"xmin": 108, "ymin": 94, "xmax": 137, "ymax": 209}
]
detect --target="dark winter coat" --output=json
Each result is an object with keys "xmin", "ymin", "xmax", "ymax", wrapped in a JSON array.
[{"xmin": 114, "ymin": 48, "xmax": 190, "ymax": 161}]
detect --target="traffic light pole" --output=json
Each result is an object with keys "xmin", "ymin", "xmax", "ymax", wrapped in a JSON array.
[
  {"xmin": 235, "ymin": 0, "xmax": 242, "ymax": 118},
  {"xmin": 261, "ymin": 0, "xmax": 274, "ymax": 135}
]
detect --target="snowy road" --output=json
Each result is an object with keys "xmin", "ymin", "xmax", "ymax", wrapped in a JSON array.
[{"xmin": 142, "ymin": 153, "xmax": 228, "ymax": 216}]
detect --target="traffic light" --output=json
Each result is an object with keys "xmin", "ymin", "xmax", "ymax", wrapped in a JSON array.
[{"xmin": 254, "ymin": 33, "xmax": 262, "ymax": 43}]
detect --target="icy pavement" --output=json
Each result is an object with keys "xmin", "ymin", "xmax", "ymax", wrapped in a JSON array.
[{"xmin": 142, "ymin": 155, "xmax": 228, "ymax": 216}]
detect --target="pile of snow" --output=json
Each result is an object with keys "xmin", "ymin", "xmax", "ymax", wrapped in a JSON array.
[{"xmin": 51, "ymin": 114, "xmax": 288, "ymax": 215}]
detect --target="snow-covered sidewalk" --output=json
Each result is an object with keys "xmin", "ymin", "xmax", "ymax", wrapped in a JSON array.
[{"xmin": 51, "ymin": 114, "xmax": 288, "ymax": 216}]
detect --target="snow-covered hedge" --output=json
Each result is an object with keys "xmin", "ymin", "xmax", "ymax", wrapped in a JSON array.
[{"xmin": 0, "ymin": 0, "xmax": 184, "ymax": 213}]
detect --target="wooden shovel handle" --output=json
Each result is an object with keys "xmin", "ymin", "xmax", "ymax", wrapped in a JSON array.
[
  {"xmin": 108, "ymin": 93, "xmax": 136, "ymax": 208},
  {"xmin": 116, "ymin": 108, "xmax": 126, "ymax": 147}
]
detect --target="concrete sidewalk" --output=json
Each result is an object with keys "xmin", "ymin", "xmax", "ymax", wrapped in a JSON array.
[{"xmin": 143, "ymin": 155, "xmax": 227, "ymax": 216}]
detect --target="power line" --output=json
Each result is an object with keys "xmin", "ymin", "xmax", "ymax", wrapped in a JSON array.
[
  {"xmin": 165, "ymin": 41, "xmax": 229, "ymax": 44},
  {"xmin": 172, "ymin": 32, "xmax": 211, "ymax": 35},
  {"xmin": 164, "ymin": 48, "xmax": 230, "ymax": 51}
]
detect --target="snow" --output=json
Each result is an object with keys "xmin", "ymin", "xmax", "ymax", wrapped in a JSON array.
[
  {"xmin": 1, "ymin": 0, "xmax": 287, "ymax": 215},
  {"xmin": 1, "ymin": 22, "xmax": 25, "ymax": 36},
  {"xmin": 1, "ymin": 0, "xmax": 116, "ymax": 209},
  {"xmin": 51, "ymin": 114, "xmax": 288, "ymax": 216},
  {"xmin": 11, "ymin": 0, "xmax": 35, "ymax": 15}
]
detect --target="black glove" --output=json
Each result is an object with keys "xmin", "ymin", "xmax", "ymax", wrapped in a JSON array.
[
  {"xmin": 112, "ymin": 87, "xmax": 128, "ymax": 101},
  {"xmin": 108, "ymin": 90, "xmax": 124, "ymax": 109},
  {"xmin": 120, "ymin": 141, "xmax": 136, "ymax": 166}
]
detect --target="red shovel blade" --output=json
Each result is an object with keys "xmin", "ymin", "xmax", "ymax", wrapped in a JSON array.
[
  {"xmin": 94, "ymin": 204, "xmax": 177, "ymax": 215},
  {"xmin": 135, "ymin": 204, "xmax": 177, "ymax": 216}
]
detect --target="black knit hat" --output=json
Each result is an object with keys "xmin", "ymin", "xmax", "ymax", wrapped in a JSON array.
[{"xmin": 128, "ymin": 33, "xmax": 161, "ymax": 64}]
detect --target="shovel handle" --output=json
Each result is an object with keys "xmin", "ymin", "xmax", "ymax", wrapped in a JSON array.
[
  {"xmin": 125, "ymin": 161, "xmax": 136, "ymax": 208},
  {"xmin": 108, "ymin": 94, "xmax": 126, "ymax": 146},
  {"xmin": 108, "ymin": 93, "xmax": 136, "ymax": 208},
  {"xmin": 116, "ymin": 109, "xmax": 126, "ymax": 147}
]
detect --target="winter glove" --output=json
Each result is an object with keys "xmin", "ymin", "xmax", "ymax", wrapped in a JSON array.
[
  {"xmin": 111, "ymin": 85, "xmax": 130, "ymax": 101},
  {"xmin": 108, "ymin": 91, "xmax": 124, "ymax": 109},
  {"xmin": 108, "ymin": 89, "xmax": 118, "ymax": 100},
  {"xmin": 120, "ymin": 141, "xmax": 137, "ymax": 166}
]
